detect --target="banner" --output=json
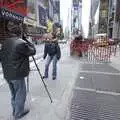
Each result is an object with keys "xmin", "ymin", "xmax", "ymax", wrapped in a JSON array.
[
  {"xmin": 38, "ymin": 5, "xmax": 46, "ymax": 26},
  {"xmin": 53, "ymin": 1, "xmax": 60, "ymax": 14},
  {"xmin": 27, "ymin": 0, "xmax": 36, "ymax": 20},
  {"xmin": 116, "ymin": 0, "xmax": 120, "ymax": 21},
  {"xmin": 0, "ymin": 0, "xmax": 27, "ymax": 16},
  {"xmin": 0, "ymin": 8, "xmax": 24, "ymax": 21}
]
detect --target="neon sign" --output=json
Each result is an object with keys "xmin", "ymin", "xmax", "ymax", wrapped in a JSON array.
[{"xmin": 0, "ymin": 0, "xmax": 27, "ymax": 16}]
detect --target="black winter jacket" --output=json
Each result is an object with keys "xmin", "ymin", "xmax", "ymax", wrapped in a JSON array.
[
  {"xmin": 43, "ymin": 41, "xmax": 61, "ymax": 60},
  {"xmin": 0, "ymin": 37, "xmax": 36, "ymax": 81}
]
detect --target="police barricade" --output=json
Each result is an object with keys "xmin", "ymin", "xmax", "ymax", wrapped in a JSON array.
[{"xmin": 87, "ymin": 40, "xmax": 117, "ymax": 63}]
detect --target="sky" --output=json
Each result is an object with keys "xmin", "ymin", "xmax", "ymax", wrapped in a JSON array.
[
  {"xmin": 60, "ymin": 0, "xmax": 72, "ymax": 31},
  {"xmin": 60, "ymin": 0, "xmax": 91, "ymax": 38},
  {"xmin": 82, "ymin": 0, "xmax": 91, "ymax": 37}
]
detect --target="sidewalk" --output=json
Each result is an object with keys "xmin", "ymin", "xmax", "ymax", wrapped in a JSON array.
[{"xmin": 0, "ymin": 45, "xmax": 81, "ymax": 120}]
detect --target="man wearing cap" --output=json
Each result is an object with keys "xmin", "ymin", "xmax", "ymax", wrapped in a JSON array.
[{"xmin": 0, "ymin": 21, "xmax": 36, "ymax": 119}]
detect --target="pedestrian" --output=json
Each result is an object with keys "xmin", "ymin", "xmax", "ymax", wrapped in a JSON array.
[
  {"xmin": 43, "ymin": 34, "xmax": 61, "ymax": 80},
  {"xmin": 0, "ymin": 21, "xmax": 36, "ymax": 119}
]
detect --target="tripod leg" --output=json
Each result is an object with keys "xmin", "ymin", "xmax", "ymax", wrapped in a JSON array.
[
  {"xmin": 27, "ymin": 75, "xmax": 29, "ymax": 93},
  {"xmin": 32, "ymin": 56, "xmax": 53, "ymax": 103}
]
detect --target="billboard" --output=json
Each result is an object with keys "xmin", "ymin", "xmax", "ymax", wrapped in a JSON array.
[
  {"xmin": 53, "ymin": 1, "xmax": 60, "ymax": 14},
  {"xmin": 38, "ymin": 5, "xmax": 46, "ymax": 26},
  {"xmin": 116, "ymin": 0, "xmax": 120, "ymax": 21},
  {"xmin": 27, "ymin": 0, "xmax": 36, "ymax": 20},
  {"xmin": 0, "ymin": 0, "xmax": 27, "ymax": 16},
  {"xmin": 48, "ymin": 0, "xmax": 53, "ymax": 20},
  {"xmin": 0, "ymin": 8, "xmax": 24, "ymax": 21},
  {"xmin": 98, "ymin": 0, "xmax": 108, "ymax": 33}
]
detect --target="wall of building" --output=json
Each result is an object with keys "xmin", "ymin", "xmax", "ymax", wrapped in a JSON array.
[
  {"xmin": 71, "ymin": 0, "xmax": 82, "ymax": 35},
  {"xmin": 112, "ymin": 0, "xmax": 120, "ymax": 40},
  {"xmin": 53, "ymin": 0, "xmax": 60, "ymax": 23},
  {"xmin": 48, "ymin": 0, "xmax": 54, "ymax": 21}
]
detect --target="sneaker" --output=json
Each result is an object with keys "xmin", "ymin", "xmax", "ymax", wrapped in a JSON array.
[
  {"xmin": 43, "ymin": 76, "xmax": 48, "ymax": 79},
  {"xmin": 15, "ymin": 109, "xmax": 30, "ymax": 119},
  {"xmin": 52, "ymin": 77, "xmax": 56, "ymax": 80}
]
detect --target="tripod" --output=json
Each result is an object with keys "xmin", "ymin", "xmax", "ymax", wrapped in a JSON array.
[
  {"xmin": 31, "ymin": 56, "xmax": 53, "ymax": 103},
  {"xmin": 27, "ymin": 56, "xmax": 53, "ymax": 103},
  {"xmin": 22, "ymin": 34, "xmax": 53, "ymax": 103}
]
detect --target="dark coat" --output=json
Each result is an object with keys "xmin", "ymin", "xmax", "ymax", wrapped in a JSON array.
[
  {"xmin": 0, "ymin": 37, "xmax": 36, "ymax": 81},
  {"xmin": 43, "ymin": 41, "xmax": 61, "ymax": 60}
]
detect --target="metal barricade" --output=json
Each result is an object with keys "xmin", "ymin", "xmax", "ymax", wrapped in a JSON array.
[{"xmin": 87, "ymin": 41, "xmax": 112, "ymax": 63}]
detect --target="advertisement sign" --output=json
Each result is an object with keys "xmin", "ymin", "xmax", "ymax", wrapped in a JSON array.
[
  {"xmin": 24, "ymin": 17, "xmax": 37, "ymax": 26},
  {"xmin": 27, "ymin": 0, "xmax": 36, "ymax": 20},
  {"xmin": 38, "ymin": 5, "xmax": 46, "ymax": 26},
  {"xmin": 0, "ymin": 8, "xmax": 24, "ymax": 21},
  {"xmin": 116, "ymin": 0, "xmax": 120, "ymax": 21},
  {"xmin": 53, "ymin": 1, "xmax": 60, "ymax": 14},
  {"xmin": 73, "ymin": 3, "xmax": 79, "ymax": 11},
  {"xmin": 48, "ymin": 0, "xmax": 53, "ymax": 20},
  {"xmin": 47, "ymin": 19, "xmax": 53, "ymax": 33},
  {"xmin": 0, "ymin": 0, "xmax": 27, "ymax": 16},
  {"xmin": 98, "ymin": 0, "xmax": 108, "ymax": 33}
]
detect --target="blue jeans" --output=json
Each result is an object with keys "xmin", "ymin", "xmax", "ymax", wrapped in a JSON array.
[
  {"xmin": 7, "ymin": 78, "xmax": 26, "ymax": 118},
  {"xmin": 44, "ymin": 55, "xmax": 58, "ymax": 78}
]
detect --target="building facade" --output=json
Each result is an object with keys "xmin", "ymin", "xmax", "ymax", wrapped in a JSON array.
[
  {"xmin": 98, "ymin": 0, "xmax": 109, "ymax": 34},
  {"xmin": 53, "ymin": 0, "xmax": 60, "ymax": 23},
  {"xmin": 112, "ymin": 0, "xmax": 120, "ymax": 40},
  {"xmin": 89, "ymin": 0, "xmax": 99, "ymax": 38},
  {"xmin": 71, "ymin": 0, "xmax": 82, "ymax": 35},
  {"xmin": 90, "ymin": 0, "xmax": 120, "ymax": 40},
  {"xmin": 23, "ymin": 0, "xmax": 48, "ymax": 36}
]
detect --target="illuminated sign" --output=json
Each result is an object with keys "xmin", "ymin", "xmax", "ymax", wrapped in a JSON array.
[
  {"xmin": 0, "ymin": 0, "xmax": 27, "ymax": 16},
  {"xmin": 39, "ymin": 5, "xmax": 46, "ymax": 26},
  {"xmin": 0, "ymin": 8, "xmax": 24, "ymax": 21},
  {"xmin": 27, "ymin": 0, "xmax": 36, "ymax": 20}
]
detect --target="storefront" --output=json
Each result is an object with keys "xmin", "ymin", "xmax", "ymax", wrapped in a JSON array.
[
  {"xmin": 0, "ymin": 0, "xmax": 27, "ymax": 41},
  {"xmin": 23, "ymin": 0, "xmax": 47, "ymax": 43},
  {"xmin": 0, "ymin": 0, "xmax": 27, "ymax": 21}
]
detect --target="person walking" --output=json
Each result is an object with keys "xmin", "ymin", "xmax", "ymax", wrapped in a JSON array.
[
  {"xmin": 43, "ymin": 34, "xmax": 61, "ymax": 80},
  {"xmin": 0, "ymin": 21, "xmax": 36, "ymax": 119}
]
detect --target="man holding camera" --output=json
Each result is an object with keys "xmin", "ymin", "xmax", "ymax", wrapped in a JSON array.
[{"xmin": 0, "ymin": 21, "xmax": 36, "ymax": 119}]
